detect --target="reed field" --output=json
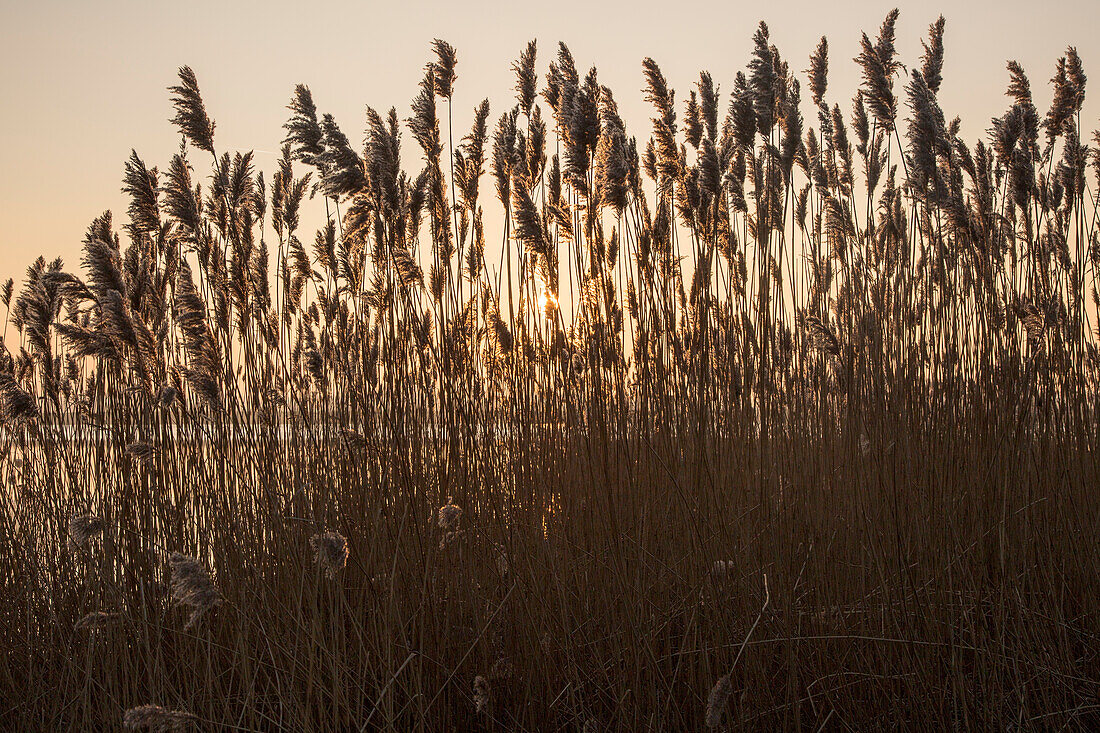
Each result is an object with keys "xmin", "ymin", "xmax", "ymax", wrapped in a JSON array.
[{"xmin": 3, "ymin": 9, "xmax": 1100, "ymax": 730}]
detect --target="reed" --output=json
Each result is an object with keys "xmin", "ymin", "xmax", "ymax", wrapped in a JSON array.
[{"xmin": 2, "ymin": 10, "xmax": 1099, "ymax": 729}]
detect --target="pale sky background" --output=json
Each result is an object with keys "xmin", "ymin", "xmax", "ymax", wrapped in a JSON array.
[{"xmin": 1, "ymin": 0, "xmax": 1098, "ymax": 298}]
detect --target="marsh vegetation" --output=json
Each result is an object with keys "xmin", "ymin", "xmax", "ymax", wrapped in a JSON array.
[{"xmin": 2, "ymin": 10, "xmax": 1100, "ymax": 730}]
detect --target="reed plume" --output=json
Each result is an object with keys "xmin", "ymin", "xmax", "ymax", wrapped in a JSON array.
[
  {"xmin": 284, "ymin": 84, "xmax": 325, "ymax": 168},
  {"xmin": 123, "ymin": 705, "xmax": 197, "ymax": 731},
  {"xmin": 855, "ymin": 9, "xmax": 902, "ymax": 130},
  {"xmin": 310, "ymin": 531, "xmax": 348, "ymax": 578},
  {"xmin": 68, "ymin": 514, "xmax": 106, "ymax": 550},
  {"xmin": 167, "ymin": 552, "xmax": 221, "ymax": 629},
  {"xmin": 0, "ymin": 372, "xmax": 37, "ymax": 423},
  {"xmin": 472, "ymin": 675, "xmax": 491, "ymax": 715},
  {"xmin": 75, "ymin": 611, "xmax": 121, "ymax": 631},
  {"xmin": 704, "ymin": 674, "xmax": 732, "ymax": 728},
  {"xmin": 168, "ymin": 66, "xmax": 215, "ymax": 154}
]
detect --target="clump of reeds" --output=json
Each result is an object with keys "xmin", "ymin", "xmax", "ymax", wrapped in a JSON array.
[{"xmin": 1, "ymin": 10, "xmax": 1099, "ymax": 729}]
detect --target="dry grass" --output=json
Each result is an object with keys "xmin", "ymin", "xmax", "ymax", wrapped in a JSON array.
[{"xmin": 2, "ymin": 11, "xmax": 1100, "ymax": 730}]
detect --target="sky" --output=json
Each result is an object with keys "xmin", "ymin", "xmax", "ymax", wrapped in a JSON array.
[{"xmin": 1, "ymin": 0, "xmax": 1099, "ymax": 299}]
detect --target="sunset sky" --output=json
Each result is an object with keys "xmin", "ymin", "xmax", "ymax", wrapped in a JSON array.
[{"xmin": 1, "ymin": 0, "xmax": 1098, "ymax": 290}]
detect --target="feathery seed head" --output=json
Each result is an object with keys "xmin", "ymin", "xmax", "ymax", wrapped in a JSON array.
[
  {"xmin": 123, "ymin": 705, "xmax": 198, "ymax": 731},
  {"xmin": 432, "ymin": 39, "xmax": 458, "ymax": 99},
  {"xmin": 473, "ymin": 675, "xmax": 491, "ymax": 715},
  {"xmin": 808, "ymin": 36, "xmax": 829, "ymax": 107},
  {"xmin": 168, "ymin": 552, "xmax": 221, "ymax": 629},
  {"xmin": 168, "ymin": 66, "xmax": 215, "ymax": 154},
  {"xmin": 438, "ymin": 498, "xmax": 462, "ymax": 529},
  {"xmin": 705, "ymin": 674, "xmax": 733, "ymax": 727},
  {"xmin": 68, "ymin": 514, "xmax": 106, "ymax": 550},
  {"xmin": 438, "ymin": 497, "xmax": 463, "ymax": 548},
  {"xmin": 76, "ymin": 610, "xmax": 121, "ymax": 632},
  {"xmin": 310, "ymin": 531, "xmax": 348, "ymax": 578},
  {"xmin": 126, "ymin": 440, "xmax": 158, "ymax": 466}
]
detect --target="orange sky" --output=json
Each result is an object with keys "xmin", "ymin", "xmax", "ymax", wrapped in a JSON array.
[{"xmin": 1, "ymin": 0, "xmax": 1098, "ymax": 294}]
